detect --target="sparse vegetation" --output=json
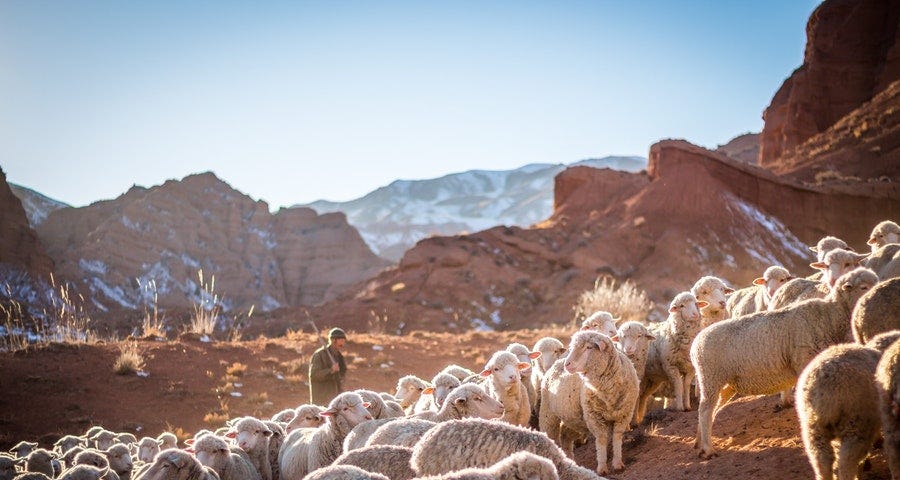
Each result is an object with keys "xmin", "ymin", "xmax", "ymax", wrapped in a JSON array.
[
  {"xmin": 113, "ymin": 341, "xmax": 145, "ymax": 375},
  {"xmin": 573, "ymin": 276, "xmax": 654, "ymax": 325},
  {"xmin": 189, "ymin": 270, "xmax": 220, "ymax": 336},
  {"xmin": 226, "ymin": 362, "xmax": 248, "ymax": 377},
  {"xmin": 137, "ymin": 278, "xmax": 166, "ymax": 338}
]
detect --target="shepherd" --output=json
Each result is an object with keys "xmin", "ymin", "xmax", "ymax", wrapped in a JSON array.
[{"xmin": 308, "ymin": 327, "xmax": 348, "ymax": 405}]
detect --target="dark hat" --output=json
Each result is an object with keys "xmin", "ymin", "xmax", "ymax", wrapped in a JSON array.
[{"xmin": 328, "ymin": 327, "xmax": 347, "ymax": 339}]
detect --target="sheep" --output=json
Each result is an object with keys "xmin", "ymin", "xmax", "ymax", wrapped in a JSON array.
[
  {"xmin": 88, "ymin": 430, "xmax": 118, "ymax": 452},
  {"xmin": 10, "ymin": 442, "xmax": 37, "ymax": 459},
  {"xmin": 23, "ymin": 449, "xmax": 57, "ymax": 479},
  {"xmin": 579, "ymin": 311, "xmax": 618, "ymax": 337},
  {"xmin": 865, "ymin": 243, "xmax": 900, "ymax": 281},
  {"xmin": 104, "ymin": 445, "xmax": 134, "ymax": 480},
  {"xmin": 0, "ymin": 454, "xmax": 17, "ymax": 480},
  {"xmin": 726, "ymin": 266, "xmax": 793, "ymax": 318},
  {"xmin": 342, "ymin": 418, "xmax": 397, "ymax": 452},
  {"xmin": 409, "ymin": 418, "xmax": 601, "ymax": 480},
  {"xmin": 136, "ymin": 438, "xmax": 161, "ymax": 464},
  {"xmin": 563, "ymin": 330, "xmax": 639, "ymax": 475},
  {"xmin": 538, "ymin": 357, "xmax": 588, "ymax": 458},
  {"xmin": 438, "ymin": 365, "xmax": 477, "ymax": 383},
  {"xmin": 613, "ymin": 321, "xmax": 655, "ymax": 381},
  {"xmin": 73, "ymin": 449, "xmax": 119, "ymax": 480},
  {"xmin": 59, "ymin": 465, "xmax": 109, "ymax": 480},
  {"xmin": 227, "ymin": 417, "xmax": 272, "ymax": 480},
  {"xmin": 365, "ymin": 419, "xmax": 436, "ymax": 449},
  {"xmin": 867, "ymin": 220, "xmax": 900, "ymax": 252},
  {"xmin": 54, "ymin": 436, "xmax": 85, "ymax": 455},
  {"xmin": 810, "ymin": 235, "xmax": 850, "ymax": 263},
  {"xmin": 263, "ymin": 421, "xmax": 284, "ymax": 480},
  {"xmin": 271, "ymin": 409, "xmax": 296, "ymax": 425},
  {"xmin": 505, "ymin": 342, "xmax": 542, "ymax": 422},
  {"xmin": 191, "ymin": 434, "xmax": 260, "ymax": 480},
  {"xmin": 13, "ymin": 474, "xmax": 52, "ymax": 480},
  {"xmin": 529, "ymin": 337, "xmax": 567, "ymax": 424},
  {"xmin": 278, "ymin": 391, "xmax": 373, "ymax": 480},
  {"xmin": 867, "ymin": 330, "xmax": 900, "ymax": 353},
  {"xmin": 412, "ymin": 383, "xmax": 504, "ymax": 423},
  {"xmin": 691, "ymin": 267, "xmax": 879, "ymax": 458},
  {"xmin": 691, "ymin": 276, "xmax": 734, "ymax": 327},
  {"xmin": 852, "ymin": 277, "xmax": 900, "ymax": 344},
  {"xmin": 876, "ymin": 337, "xmax": 900, "ymax": 479},
  {"xmin": 156, "ymin": 434, "xmax": 177, "ymax": 452},
  {"xmin": 796, "ymin": 343, "xmax": 882, "ymax": 480},
  {"xmin": 355, "ymin": 389, "xmax": 402, "ymax": 419},
  {"xmin": 479, "ymin": 350, "xmax": 532, "ymax": 426},
  {"xmin": 394, "ymin": 375, "xmax": 429, "ymax": 415},
  {"xmin": 769, "ymin": 248, "xmax": 867, "ymax": 310},
  {"xmin": 332, "ymin": 445, "xmax": 415, "ymax": 480},
  {"xmin": 413, "ymin": 450, "xmax": 560, "ymax": 480},
  {"xmin": 116, "ymin": 434, "xmax": 137, "ymax": 447},
  {"xmin": 634, "ymin": 292, "xmax": 707, "ymax": 424},
  {"xmin": 132, "ymin": 449, "xmax": 218, "ymax": 480},
  {"xmin": 300, "ymin": 465, "xmax": 387, "ymax": 480},
  {"xmin": 425, "ymin": 373, "xmax": 462, "ymax": 412},
  {"xmin": 285, "ymin": 405, "xmax": 326, "ymax": 434}
]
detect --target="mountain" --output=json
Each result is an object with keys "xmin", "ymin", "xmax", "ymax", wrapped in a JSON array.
[
  {"xmin": 9, "ymin": 183, "xmax": 70, "ymax": 228},
  {"xmin": 297, "ymin": 156, "xmax": 646, "ymax": 261},
  {"xmin": 35, "ymin": 172, "xmax": 390, "ymax": 317},
  {"xmin": 716, "ymin": 133, "xmax": 760, "ymax": 165}
]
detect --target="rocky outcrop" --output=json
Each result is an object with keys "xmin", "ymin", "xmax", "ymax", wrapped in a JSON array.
[
  {"xmin": 9, "ymin": 183, "xmax": 70, "ymax": 228},
  {"xmin": 37, "ymin": 172, "xmax": 389, "ymax": 314},
  {"xmin": 716, "ymin": 133, "xmax": 759, "ymax": 165},
  {"xmin": 760, "ymin": 0, "xmax": 900, "ymax": 169}
]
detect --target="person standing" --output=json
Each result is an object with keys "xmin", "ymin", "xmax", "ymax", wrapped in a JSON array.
[{"xmin": 308, "ymin": 327, "xmax": 348, "ymax": 405}]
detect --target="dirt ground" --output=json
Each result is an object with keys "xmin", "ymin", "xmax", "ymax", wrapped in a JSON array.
[{"xmin": 0, "ymin": 328, "xmax": 890, "ymax": 479}]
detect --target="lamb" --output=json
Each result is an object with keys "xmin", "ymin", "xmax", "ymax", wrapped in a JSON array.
[
  {"xmin": 228, "ymin": 417, "xmax": 273, "ymax": 480},
  {"xmin": 300, "ymin": 465, "xmax": 387, "ymax": 480},
  {"xmin": 726, "ymin": 266, "xmax": 793, "ymax": 318},
  {"xmin": 88, "ymin": 430, "xmax": 118, "ymax": 452},
  {"xmin": 505, "ymin": 342, "xmax": 541, "ymax": 421},
  {"xmin": 285, "ymin": 405, "xmax": 326, "ymax": 434},
  {"xmin": 479, "ymin": 350, "xmax": 532, "ymax": 426},
  {"xmin": 10, "ymin": 442, "xmax": 37, "ymax": 458},
  {"xmin": 425, "ymin": 373, "xmax": 462, "ymax": 411},
  {"xmin": 634, "ymin": 292, "xmax": 707, "ymax": 424},
  {"xmin": 59, "ymin": 465, "xmax": 109, "ymax": 480},
  {"xmin": 393, "ymin": 375, "xmax": 429, "ymax": 415},
  {"xmin": 136, "ymin": 438, "xmax": 160, "ymax": 464},
  {"xmin": 769, "ymin": 248, "xmax": 867, "ymax": 310},
  {"xmin": 691, "ymin": 276, "xmax": 734, "ymax": 327},
  {"xmin": 852, "ymin": 277, "xmax": 900, "ymax": 344},
  {"xmin": 0, "ymin": 454, "xmax": 17, "ymax": 480},
  {"xmin": 263, "ymin": 421, "xmax": 285, "ymax": 480},
  {"xmin": 271, "ymin": 409, "xmax": 296, "ymax": 425},
  {"xmin": 156, "ymin": 434, "xmax": 178, "ymax": 452},
  {"xmin": 530, "ymin": 337, "xmax": 567, "ymax": 422},
  {"xmin": 54, "ymin": 436, "xmax": 85, "ymax": 455},
  {"xmin": 865, "ymin": 243, "xmax": 900, "ymax": 281},
  {"xmin": 867, "ymin": 220, "xmax": 900, "ymax": 253},
  {"xmin": 539, "ymin": 356, "xmax": 591, "ymax": 458},
  {"xmin": 876, "ymin": 337, "xmax": 900, "ymax": 479},
  {"xmin": 191, "ymin": 434, "xmax": 261, "ymax": 480},
  {"xmin": 438, "ymin": 365, "xmax": 476, "ymax": 383},
  {"xmin": 796, "ymin": 343, "xmax": 882, "ymax": 480},
  {"xmin": 613, "ymin": 321, "xmax": 655, "ymax": 381},
  {"xmin": 691, "ymin": 267, "xmax": 879, "ymax": 458},
  {"xmin": 104, "ymin": 445, "xmax": 134, "ymax": 480},
  {"xmin": 278, "ymin": 391, "xmax": 373, "ymax": 480},
  {"xmin": 132, "ymin": 449, "xmax": 218, "ymax": 480},
  {"xmin": 23, "ymin": 449, "xmax": 57, "ymax": 479},
  {"xmin": 355, "ymin": 389, "xmax": 402, "ymax": 419},
  {"xmin": 332, "ymin": 445, "xmax": 416, "ymax": 480},
  {"xmin": 579, "ymin": 311, "xmax": 618, "ymax": 337},
  {"xmin": 810, "ymin": 235, "xmax": 851, "ymax": 263},
  {"xmin": 409, "ymin": 418, "xmax": 602, "ymax": 480},
  {"xmin": 413, "ymin": 451, "xmax": 559, "ymax": 480}
]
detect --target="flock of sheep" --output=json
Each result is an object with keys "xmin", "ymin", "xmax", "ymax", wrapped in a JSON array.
[{"xmin": 4, "ymin": 220, "xmax": 900, "ymax": 480}]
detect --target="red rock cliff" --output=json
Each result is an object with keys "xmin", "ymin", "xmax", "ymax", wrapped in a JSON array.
[{"xmin": 0, "ymin": 167, "xmax": 54, "ymax": 300}]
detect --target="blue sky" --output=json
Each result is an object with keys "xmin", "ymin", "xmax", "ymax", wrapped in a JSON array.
[{"xmin": 0, "ymin": 1, "xmax": 819, "ymax": 209}]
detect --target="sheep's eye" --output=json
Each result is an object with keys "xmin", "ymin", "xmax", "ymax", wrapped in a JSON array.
[{"xmin": 493, "ymin": 367, "xmax": 499, "ymax": 372}]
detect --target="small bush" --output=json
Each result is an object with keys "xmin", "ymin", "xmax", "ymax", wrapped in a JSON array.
[
  {"xmin": 113, "ymin": 342, "xmax": 145, "ymax": 375},
  {"xmin": 226, "ymin": 362, "xmax": 248, "ymax": 377},
  {"xmin": 573, "ymin": 276, "xmax": 654, "ymax": 326}
]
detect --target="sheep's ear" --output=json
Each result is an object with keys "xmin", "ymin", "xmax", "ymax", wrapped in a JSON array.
[
  {"xmin": 184, "ymin": 439, "xmax": 195, "ymax": 447},
  {"xmin": 516, "ymin": 362, "xmax": 531, "ymax": 371},
  {"xmin": 320, "ymin": 410, "xmax": 335, "ymax": 417},
  {"xmin": 263, "ymin": 429, "xmax": 272, "ymax": 437},
  {"xmin": 224, "ymin": 431, "xmax": 236, "ymax": 439},
  {"xmin": 753, "ymin": 277, "xmax": 766, "ymax": 285},
  {"xmin": 593, "ymin": 339, "xmax": 609, "ymax": 351},
  {"xmin": 696, "ymin": 301, "xmax": 709, "ymax": 309},
  {"xmin": 528, "ymin": 351, "xmax": 541, "ymax": 360},
  {"xmin": 724, "ymin": 287, "xmax": 735, "ymax": 294},
  {"xmin": 809, "ymin": 245, "xmax": 819, "ymax": 252},
  {"xmin": 362, "ymin": 402, "xmax": 371, "ymax": 408},
  {"xmin": 479, "ymin": 369, "xmax": 492, "ymax": 377},
  {"xmin": 868, "ymin": 237, "xmax": 878, "ymax": 245},
  {"xmin": 644, "ymin": 332, "xmax": 656, "ymax": 340},
  {"xmin": 454, "ymin": 396, "xmax": 468, "ymax": 405},
  {"xmin": 422, "ymin": 386, "xmax": 435, "ymax": 395},
  {"xmin": 668, "ymin": 305, "xmax": 678, "ymax": 313},
  {"xmin": 610, "ymin": 334, "xmax": 619, "ymax": 342},
  {"xmin": 810, "ymin": 262, "xmax": 827, "ymax": 270}
]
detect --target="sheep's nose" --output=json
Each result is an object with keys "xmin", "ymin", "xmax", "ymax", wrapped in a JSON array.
[{"xmin": 718, "ymin": 301, "xmax": 726, "ymax": 309}]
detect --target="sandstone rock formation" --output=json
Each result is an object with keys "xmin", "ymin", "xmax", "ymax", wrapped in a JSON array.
[
  {"xmin": 716, "ymin": 133, "xmax": 759, "ymax": 165},
  {"xmin": 9, "ymin": 183, "xmax": 70, "ymax": 228},
  {"xmin": 37, "ymin": 172, "xmax": 389, "ymax": 316}
]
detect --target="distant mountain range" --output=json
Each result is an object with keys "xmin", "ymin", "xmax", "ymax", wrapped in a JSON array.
[{"xmin": 296, "ymin": 156, "xmax": 647, "ymax": 260}]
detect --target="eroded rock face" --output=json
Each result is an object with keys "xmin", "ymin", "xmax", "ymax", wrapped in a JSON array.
[
  {"xmin": 716, "ymin": 133, "xmax": 759, "ymax": 165},
  {"xmin": 37, "ymin": 172, "xmax": 389, "ymax": 314},
  {"xmin": 0, "ymin": 168, "xmax": 54, "ymax": 306},
  {"xmin": 760, "ymin": 0, "xmax": 900, "ymax": 168}
]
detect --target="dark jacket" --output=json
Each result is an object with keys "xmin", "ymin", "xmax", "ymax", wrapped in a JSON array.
[{"xmin": 308, "ymin": 344, "xmax": 346, "ymax": 405}]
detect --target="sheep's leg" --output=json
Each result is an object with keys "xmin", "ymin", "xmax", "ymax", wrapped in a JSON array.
[
  {"xmin": 665, "ymin": 368, "xmax": 685, "ymax": 411},
  {"xmin": 885, "ymin": 428, "xmax": 900, "ymax": 480},
  {"xmin": 836, "ymin": 436, "xmax": 870, "ymax": 480},
  {"xmin": 586, "ymin": 417, "xmax": 610, "ymax": 476},
  {"xmin": 682, "ymin": 370, "xmax": 695, "ymax": 411},
  {"xmin": 695, "ymin": 383, "xmax": 730, "ymax": 458},
  {"xmin": 803, "ymin": 431, "xmax": 834, "ymax": 480},
  {"xmin": 559, "ymin": 427, "xmax": 579, "ymax": 459},
  {"xmin": 610, "ymin": 420, "xmax": 628, "ymax": 472},
  {"xmin": 634, "ymin": 380, "xmax": 660, "ymax": 425}
]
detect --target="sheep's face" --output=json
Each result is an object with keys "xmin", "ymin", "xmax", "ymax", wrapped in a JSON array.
[
  {"xmin": 11, "ymin": 442, "xmax": 37, "ymax": 458},
  {"xmin": 668, "ymin": 293, "xmax": 705, "ymax": 329},
  {"xmin": 91, "ymin": 432, "xmax": 116, "ymax": 452},
  {"xmin": 756, "ymin": 268, "xmax": 793, "ymax": 301},
  {"xmin": 534, "ymin": 339, "xmax": 566, "ymax": 372},
  {"xmin": 271, "ymin": 409, "xmax": 296, "ymax": 424},
  {"xmin": 692, "ymin": 278, "xmax": 733, "ymax": 312},
  {"xmin": 507, "ymin": 344, "xmax": 539, "ymax": 377},
  {"xmin": 814, "ymin": 249, "xmax": 867, "ymax": 288},
  {"xmin": 833, "ymin": 268, "xmax": 878, "ymax": 305},
  {"xmin": 105, "ymin": 445, "xmax": 133, "ymax": 475},
  {"xmin": 614, "ymin": 324, "xmax": 654, "ymax": 357},
  {"xmin": 137, "ymin": 439, "xmax": 160, "ymax": 463},
  {"xmin": 55, "ymin": 437, "xmax": 83, "ymax": 454},
  {"xmin": 481, "ymin": 352, "xmax": 528, "ymax": 386},
  {"xmin": 395, "ymin": 379, "xmax": 426, "ymax": 407},
  {"xmin": 449, "ymin": 385, "xmax": 505, "ymax": 419},
  {"xmin": 286, "ymin": 408, "xmax": 324, "ymax": 432},
  {"xmin": 429, "ymin": 375, "xmax": 461, "ymax": 407},
  {"xmin": 193, "ymin": 445, "xmax": 228, "ymax": 472},
  {"xmin": 564, "ymin": 332, "xmax": 613, "ymax": 375},
  {"xmin": 811, "ymin": 236, "xmax": 849, "ymax": 263},
  {"xmin": 323, "ymin": 393, "xmax": 373, "ymax": 427},
  {"xmin": 868, "ymin": 221, "xmax": 900, "ymax": 252},
  {"xmin": 580, "ymin": 312, "xmax": 618, "ymax": 337},
  {"xmin": 142, "ymin": 450, "xmax": 199, "ymax": 480},
  {"xmin": 235, "ymin": 424, "xmax": 271, "ymax": 451}
]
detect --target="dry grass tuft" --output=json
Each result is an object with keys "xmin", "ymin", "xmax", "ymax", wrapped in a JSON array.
[
  {"xmin": 225, "ymin": 362, "xmax": 248, "ymax": 377},
  {"xmin": 113, "ymin": 342, "xmax": 145, "ymax": 375},
  {"xmin": 573, "ymin": 276, "xmax": 654, "ymax": 325}
]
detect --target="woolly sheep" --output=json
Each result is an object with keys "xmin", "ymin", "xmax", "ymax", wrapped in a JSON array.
[
  {"xmin": 868, "ymin": 220, "xmax": 900, "ymax": 253},
  {"xmin": 104, "ymin": 445, "xmax": 134, "ymax": 480},
  {"xmin": 88, "ymin": 430, "xmax": 118, "ymax": 452},
  {"xmin": 876, "ymin": 337, "xmax": 900, "ymax": 478},
  {"xmin": 796, "ymin": 343, "xmax": 881, "ymax": 480},
  {"xmin": 864, "ymin": 243, "xmax": 900, "ymax": 281},
  {"xmin": 0, "ymin": 454, "xmax": 17, "ymax": 480},
  {"xmin": 59, "ymin": 465, "xmax": 109, "ymax": 480},
  {"xmin": 867, "ymin": 330, "xmax": 900, "ymax": 353},
  {"xmin": 691, "ymin": 267, "xmax": 879, "ymax": 458},
  {"xmin": 156, "ymin": 434, "xmax": 177, "ymax": 452},
  {"xmin": 365, "ymin": 419, "xmax": 436, "ymax": 449},
  {"xmin": 579, "ymin": 311, "xmax": 618, "ymax": 337},
  {"xmin": 769, "ymin": 249, "xmax": 867, "ymax": 310},
  {"xmin": 809, "ymin": 235, "xmax": 850, "ymax": 263},
  {"xmin": 852, "ymin": 277, "xmax": 900, "ymax": 344},
  {"xmin": 271, "ymin": 409, "xmax": 296, "ymax": 425},
  {"xmin": 438, "ymin": 365, "xmax": 477, "ymax": 383},
  {"xmin": 726, "ymin": 266, "xmax": 793, "ymax": 317},
  {"xmin": 263, "ymin": 421, "xmax": 284, "ymax": 480},
  {"xmin": 136, "ymin": 438, "xmax": 160, "ymax": 464},
  {"xmin": 13, "ymin": 474, "xmax": 52, "ymax": 480},
  {"xmin": 427, "ymin": 373, "xmax": 462, "ymax": 411},
  {"xmin": 564, "ymin": 331, "xmax": 639, "ymax": 475},
  {"xmin": 613, "ymin": 321, "xmax": 656, "ymax": 381},
  {"xmin": 479, "ymin": 351, "xmax": 532, "ymax": 426},
  {"xmin": 412, "ymin": 383, "xmax": 504, "ymax": 423},
  {"xmin": 278, "ymin": 391, "xmax": 373, "ymax": 480},
  {"xmin": 132, "ymin": 449, "xmax": 218, "ymax": 480},
  {"xmin": 285, "ymin": 405, "xmax": 326, "ymax": 434},
  {"xmin": 634, "ymin": 292, "xmax": 707, "ymax": 423},
  {"xmin": 228, "ymin": 417, "xmax": 272, "ymax": 480},
  {"xmin": 332, "ymin": 445, "xmax": 415, "ymax": 480},
  {"xmin": 300, "ymin": 465, "xmax": 387, "ymax": 480},
  {"xmin": 23, "ymin": 449, "xmax": 57, "ymax": 479},
  {"xmin": 530, "ymin": 337, "xmax": 567, "ymax": 423},
  {"xmin": 394, "ymin": 375, "xmax": 429, "ymax": 415},
  {"xmin": 538, "ymin": 356, "xmax": 589, "ymax": 458},
  {"xmin": 413, "ymin": 451, "xmax": 559, "ymax": 480},
  {"xmin": 409, "ymin": 418, "xmax": 601, "ymax": 480},
  {"xmin": 691, "ymin": 276, "xmax": 734, "ymax": 327},
  {"xmin": 355, "ymin": 390, "xmax": 402, "ymax": 420},
  {"xmin": 505, "ymin": 343, "xmax": 542, "ymax": 422},
  {"xmin": 10, "ymin": 442, "xmax": 37, "ymax": 459},
  {"xmin": 191, "ymin": 434, "xmax": 261, "ymax": 480},
  {"xmin": 54, "ymin": 436, "xmax": 85, "ymax": 455},
  {"xmin": 342, "ymin": 418, "xmax": 396, "ymax": 452}
]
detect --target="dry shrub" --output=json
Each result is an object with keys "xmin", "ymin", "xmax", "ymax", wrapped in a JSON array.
[
  {"xmin": 113, "ymin": 342, "xmax": 145, "ymax": 375},
  {"xmin": 573, "ymin": 276, "xmax": 653, "ymax": 325},
  {"xmin": 226, "ymin": 362, "xmax": 248, "ymax": 377}
]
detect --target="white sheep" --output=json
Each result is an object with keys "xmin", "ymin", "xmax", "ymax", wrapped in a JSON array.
[
  {"xmin": 412, "ymin": 451, "xmax": 560, "ymax": 480},
  {"xmin": 505, "ymin": 342, "xmax": 542, "ymax": 423},
  {"xmin": 691, "ymin": 267, "xmax": 879, "ymax": 458},
  {"xmin": 156, "ymin": 434, "xmax": 177, "ymax": 452},
  {"xmin": 355, "ymin": 389, "xmax": 403, "ymax": 420},
  {"xmin": 59, "ymin": 465, "xmax": 108, "ymax": 480},
  {"xmin": 263, "ymin": 421, "xmax": 285, "ymax": 480},
  {"xmin": 479, "ymin": 351, "xmax": 532, "ymax": 426},
  {"xmin": 191, "ymin": 434, "xmax": 260, "ymax": 480},
  {"xmin": 539, "ymin": 356, "xmax": 590, "ymax": 458},
  {"xmin": 409, "ymin": 418, "xmax": 601, "ymax": 480},
  {"xmin": 796, "ymin": 343, "xmax": 881, "ymax": 480},
  {"xmin": 865, "ymin": 243, "xmax": 900, "ymax": 281},
  {"xmin": 87, "ymin": 430, "xmax": 117, "ymax": 452},
  {"xmin": 278, "ymin": 391, "xmax": 373, "ymax": 480},
  {"xmin": 411, "ymin": 383, "xmax": 504, "ymax": 423},
  {"xmin": 579, "ymin": 311, "xmax": 618, "ymax": 337},
  {"xmin": 634, "ymin": 292, "xmax": 707, "ymax": 423},
  {"xmin": 810, "ymin": 235, "xmax": 850, "ymax": 263},
  {"xmin": 23, "ymin": 449, "xmax": 57, "ymax": 479},
  {"xmin": 867, "ymin": 220, "xmax": 900, "ymax": 253},
  {"xmin": 564, "ymin": 330, "xmax": 639, "ymax": 475},
  {"xmin": 365, "ymin": 419, "xmax": 436, "ymax": 449},
  {"xmin": 530, "ymin": 337, "xmax": 567, "ymax": 422},
  {"xmin": 332, "ymin": 445, "xmax": 415, "ymax": 480},
  {"xmin": 875, "ymin": 337, "xmax": 900, "ymax": 478},
  {"xmin": 852, "ymin": 277, "xmax": 900, "ymax": 344},
  {"xmin": 300, "ymin": 465, "xmax": 387, "ymax": 480},
  {"xmin": 271, "ymin": 409, "xmax": 296, "ymax": 425},
  {"xmin": 10, "ymin": 442, "xmax": 37, "ymax": 459},
  {"xmin": 136, "ymin": 438, "xmax": 161, "ymax": 464},
  {"xmin": 227, "ymin": 417, "xmax": 272, "ymax": 480},
  {"xmin": 285, "ymin": 405, "xmax": 326, "ymax": 434},
  {"xmin": 54, "ymin": 436, "xmax": 84, "ymax": 455},
  {"xmin": 691, "ymin": 276, "xmax": 734, "ymax": 327},
  {"xmin": 613, "ymin": 321, "xmax": 655, "ymax": 382},
  {"xmin": 132, "ymin": 449, "xmax": 218, "ymax": 480},
  {"xmin": 103, "ymin": 445, "xmax": 134, "ymax": 480},
  {"xmin": 414, "ymin": 373, "xmax": 462, "ymax": 414},
  {"xmin": 438, "ymin": 365, "xmax": 476, "ymax": 383},
  {"xmin": 394, "ymin": 375, "xmax": 429, "ymax": 415},
  {"xmin": 726, "ymin": 266, "xmax": 793, "ymax": 317},
  {"xmin": 342, "ymin": 418, "xmax": 396, "ymax": 452},
  {"xmin": 769, "ymin": 248, "xmax": 867, "ymax": 310}
]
